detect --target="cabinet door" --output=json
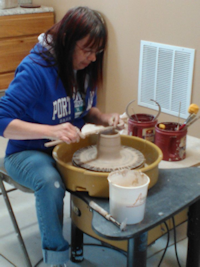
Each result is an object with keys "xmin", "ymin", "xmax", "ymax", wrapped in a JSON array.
[
  {"xmin": 0, "ymin": 12, "xmax": 54, "ymax": 38},
  {"xmin": 0, "ymin": 35, "xmax": 38, "ymax": 73},
  {"xmin": 0, "ymin": 73, "xmax": 14, "ymax": 90},
  {"xmin": 0, "ymin": 12, "xmax": 54, "ymax": 90}
]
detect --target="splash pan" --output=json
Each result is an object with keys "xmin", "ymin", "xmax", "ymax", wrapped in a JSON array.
[{"xmin": 53, "ymin": 134, "xmax": 163, "ymax": 197}]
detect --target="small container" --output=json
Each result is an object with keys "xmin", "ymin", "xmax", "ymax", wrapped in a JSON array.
[
  {"xmin": 107, "ymin": 169, "xmax": 150, "ymax": 225},
  {"xmin": 0, "ymin": 0, "xmax": 18, "ymax": 9},
  {"xmin": 155, "ymin": 122, "xmax": 187, "ymax": 161},
  {"xmin": 128, "ymin": 113, "xmax": 157, "ymax": 143}
]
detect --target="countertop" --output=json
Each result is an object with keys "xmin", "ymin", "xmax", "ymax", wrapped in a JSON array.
[{"xmin": 0, "ymin": 5, "xmax": 54, "ymax": 16}]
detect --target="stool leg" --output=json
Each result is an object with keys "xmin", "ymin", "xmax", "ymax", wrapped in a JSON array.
[
  {"xmin": 0, "ymin": 178, "xmax": 32, "ymax": 267},
  {"xmin": 127, "ymin": 232, "xmax": 147, "ymax": 267},
  {"xmin": 187, "ymin": 199, "xmax": 200, "ymax": 267},
  {"xmin": 70, "ymin": 221, "xmax": 84, "ymax": 262}
]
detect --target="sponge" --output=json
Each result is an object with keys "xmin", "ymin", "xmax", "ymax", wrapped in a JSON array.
[
  {"xmin": 159, "ymin": 123, "xmax": 166, "ymax": 129},
  {"xmin": 188, "ymin": 104, "xmax": 199, "ymax": 114}
]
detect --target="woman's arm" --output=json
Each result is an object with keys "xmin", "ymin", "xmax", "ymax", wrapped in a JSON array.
[
  {"xmin": 84, "ymin": 107, "xmax": 120, "ymax": 127},
  {"xmin": 3, "ymin": 119, "xmax": 82, "ymax": 144}
]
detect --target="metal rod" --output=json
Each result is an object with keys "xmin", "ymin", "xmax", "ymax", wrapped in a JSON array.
[
  {"xmin": 187, "ymin": 199, "xmax": 200, "ymax": 267},
  {"xmin": 70, "ymin": 222, "xmax": 84, "ymax": 263},
  {"xmin": 0, "ymin": 177, "xmax": 32, "ymax": 267},
  {"xmin": 127, "ymin": 232, "xmax": 148, "ymax": 267}
]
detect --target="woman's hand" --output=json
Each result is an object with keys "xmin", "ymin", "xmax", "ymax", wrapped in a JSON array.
[
  {"xmin": 107, "ymin": 113, "xmax": 121, "ymax": 127},
  {"xmin": 48, "ymin": 123, "xmax": 85, "ymax": 144},
  {"xmin": 84, "ymin": 108, "xmax": 124, "ymax": 129},
  {"xmin": 3, "ymin": 119, "xmax": 84, "ymax": 144}
]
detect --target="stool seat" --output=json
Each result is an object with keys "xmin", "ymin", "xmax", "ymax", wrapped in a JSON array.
[{"xmin": 0, "ymin": 157, "xmax": 33, "ymax": 193}]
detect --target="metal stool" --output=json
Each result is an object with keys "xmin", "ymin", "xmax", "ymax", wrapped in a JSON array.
[{"xmin": 0, "ymin": 157, "xmax": 33, "ymax": 267}]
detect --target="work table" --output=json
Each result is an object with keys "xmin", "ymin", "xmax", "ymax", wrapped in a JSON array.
[
  {"xmin": 71, "ymin": 167, "xmax": 200, "ymax": 266},
  {"xmin": 70, "ymin": 133, "xmax": 200, "ymax": 266}
]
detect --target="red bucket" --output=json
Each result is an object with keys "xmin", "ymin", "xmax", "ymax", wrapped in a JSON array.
[
  {"xmin": 155, "ymin": 122, "xmax": 187, "ymax": 161},
  {"xmin": 128, "ymin": 114, "xmax": 157, "ymax": 143}
]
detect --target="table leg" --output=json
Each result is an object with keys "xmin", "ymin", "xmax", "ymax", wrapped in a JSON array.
[
  {"xmin": 70, "ymin": 221, "xmax": 84, "ymax": 262},
  {"xmin": 187, "ymin": 199, "xmax": 200, "ymax": 267},
  {"xmin": 127, "ymin": 232, "xmax": 147, "ymax": 267}
]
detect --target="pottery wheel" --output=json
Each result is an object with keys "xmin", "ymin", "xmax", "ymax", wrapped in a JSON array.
[{"xmin": 72, "ymin": 145, "xmax": 145, "ymax": 172}]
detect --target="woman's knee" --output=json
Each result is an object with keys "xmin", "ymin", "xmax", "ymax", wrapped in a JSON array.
[
  {"xmin": 5, "ymin": 150, "xmax": 66, "ymax": 194},
  {"xmin": 33, "ymin": 168, "xmax": 66, "ymax": 194}
]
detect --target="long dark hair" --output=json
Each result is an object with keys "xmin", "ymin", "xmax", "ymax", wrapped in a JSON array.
[{"xmin": 40, "ymin": 6, "xmax": 107, "ymax": 97}]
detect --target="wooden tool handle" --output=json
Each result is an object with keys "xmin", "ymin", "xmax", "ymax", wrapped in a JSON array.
[
  {"xmin": 89, "ymin": 201, "xmax": 109, "ymax": 217},
  {"xmin": 178, "ymin": 124, "xmax": 186, "ymax": 131},
  {"xmin": 45, "ymin": 139, "xmax": 62, "ymax": 147}
]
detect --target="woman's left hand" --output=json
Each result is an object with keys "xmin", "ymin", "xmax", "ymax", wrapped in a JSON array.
[
  {"xmin": 101, "ymin": 113, "xmax": 124, "ymax": 129},
  {"xmin": 84, "ymin": 108, "xmax": 124, "ymax": 129},
  {"xmin": 108, "ymin": 113, "xmax": 121, "ymax": 127}
]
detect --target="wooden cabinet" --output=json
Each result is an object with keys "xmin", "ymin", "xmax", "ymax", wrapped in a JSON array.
[{"xmin": 0, "ymin": 12, "xmax": 54, "ymax": 91}]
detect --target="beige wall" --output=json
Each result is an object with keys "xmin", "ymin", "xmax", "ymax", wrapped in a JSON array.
[{"xmin": 33, "ymin": 0, "xmax": 200, "ymax": 138}]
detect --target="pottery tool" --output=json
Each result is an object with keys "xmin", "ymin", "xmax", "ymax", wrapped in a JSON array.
[
  {"xmin": 176, "ymin": 102, "xmax": 181, "ymax": 130},
  {"xmin": 185, "ymin": 115, "xmax": 200, "ymax": 128},
  {"xmin": 89, "ymin": 201, "xmax": 126, "ymax": 231},
  {"xmin": 185, "ymin": 103, "xmax": 199, "ymax": 124},
  {"xmin": 178, "ymin": 103, "xmax": 199, "ymax": 131},
  {"xmin": 44, "ymin": 125, "xmax": 115, "ymax": 148}
]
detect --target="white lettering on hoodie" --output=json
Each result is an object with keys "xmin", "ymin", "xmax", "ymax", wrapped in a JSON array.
[{"xmin": 52, "ymin": 97, "xmax": 71, "ymax": 120}]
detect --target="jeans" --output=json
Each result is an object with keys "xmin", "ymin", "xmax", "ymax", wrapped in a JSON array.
[{"xmin": 4, "ymin": 150, "xmax": 69, "ymax": 265}]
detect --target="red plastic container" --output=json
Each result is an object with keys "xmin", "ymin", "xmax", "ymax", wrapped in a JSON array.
[
  {"xmin": 128, "ymin": 114, "xmax": 157, "ymax": 143},
  {"xmin": 155, "ymin": 122, "xmax": 187, "ymax": 161}
]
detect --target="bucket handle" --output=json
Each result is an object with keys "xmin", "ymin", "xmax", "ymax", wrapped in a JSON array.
[
  {"xmin": 125, "ymin": 100, "xmax": 139, "ymax": 121},
  {"xmin": 126, "ymin": 99, "xmax": 161, "ymax": 122},
  {"xmin": 150, "ymin": 99, "xmax": 161, "ymax": 121}
]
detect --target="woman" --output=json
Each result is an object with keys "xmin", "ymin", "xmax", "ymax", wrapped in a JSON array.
[{"xmin": 0, "ymin": 6, "xmax": 121, "ymax": 267}]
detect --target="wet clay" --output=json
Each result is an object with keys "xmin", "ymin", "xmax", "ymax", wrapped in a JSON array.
[{"xmin": 72, "ymin": 131, "xmax": 145, "ymax": 172}]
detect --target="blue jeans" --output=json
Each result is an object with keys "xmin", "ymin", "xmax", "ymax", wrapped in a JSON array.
[{"xmin": 4, "ymin": 150, "xmax": 69, "ymax": 265}]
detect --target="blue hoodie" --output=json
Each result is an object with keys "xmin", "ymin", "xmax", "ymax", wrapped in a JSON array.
[{"xmin": 0, "ymin": 43, "xmax": 97, "ymax": 156}]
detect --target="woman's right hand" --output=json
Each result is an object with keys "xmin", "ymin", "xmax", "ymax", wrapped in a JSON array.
[
  {"xmin": 3, "ymin": 119, "xmax": 84, "ymax": 144},
  {"xmin": 48, "ymin": 123, "xmax": 85, "ymax": 144}
]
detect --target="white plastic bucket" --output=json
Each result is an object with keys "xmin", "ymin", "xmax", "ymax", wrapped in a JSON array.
[{"xmin": 107, "ymin": 169, "xmax": 150, "ymax": 224}]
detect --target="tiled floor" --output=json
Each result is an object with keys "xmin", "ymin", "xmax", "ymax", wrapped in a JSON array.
[{"xmin": 0, "ymin": 136, "xmax": 188, "ymax": 267}]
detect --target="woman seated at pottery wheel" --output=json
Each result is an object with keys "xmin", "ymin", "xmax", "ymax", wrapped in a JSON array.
[{"xmin": 0, "ymin": 6, "xmax": 122, "ymax": 267}]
